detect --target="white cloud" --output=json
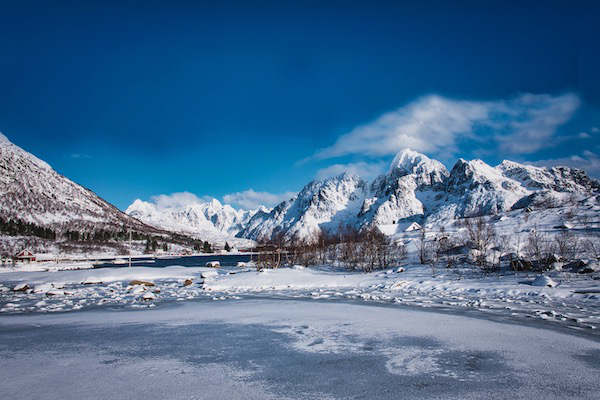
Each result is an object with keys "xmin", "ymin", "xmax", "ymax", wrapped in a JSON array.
[
  {"xmin": 494, "ymin": 93, "xmax": 580, "ymax": 153},
  {"xmin": 150, "ymin": 192, "xmax": 213, "ymax": 209},
  {"xmin": 316, "ymin": 161, "xmax": 387, "ymax": 181},
  {"xmin": 578, "ymin": 132, "xmax": 591, "ymax": 139},
  {"xmin": 223, "ymin": 189, "xmax": 296, "ymax": 210},
  {"xmin": 311, "ymin": 95, "xmax": 489, "ymax": 160},
  {"xmin": 533, "ymin": 151, "xmax": 600, "ymax": 178},
  {"xmin": 70, "ymin": 153, "xmax": 92, "ymax": 159},
  {"xmin": 592, "ymin": 127, "xmax": 599, "ymax": 133},
  {"xmin": 308, "ymin": 93, "xmax": 580, "ymax": 161}
]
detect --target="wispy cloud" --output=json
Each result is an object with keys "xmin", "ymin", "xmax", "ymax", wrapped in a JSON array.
[
  {"xmin": 316, "ymin": 161, "xmax": 387, "ymax": 181},
  {"xmin": 70, "ymin": 153, "xmax": 92, "ymax": 159},
  {"xmin": 307, "ymin": 93, "xmax": 580, "ymax": 162},
  {"xmin": 149, "ymin": 192, "xmax": 213, "ymax": 209},
  {"xmin": 494, "ymin": 93, "xmax": 580, "ymax": 153},
  {"xmin": 578, "ymin": 132, "xmax": 591, "ymax": 139},
  {"xmin": 223, "ymin": 189, "xmax": 296, "ymax": 210},
  {"xmin": 533, "ymin": 150, "xmax": 600, "ymax": 178},
  {"xmin": 133, "ymin": 190, "xmax": 296, "ymax": 211}
]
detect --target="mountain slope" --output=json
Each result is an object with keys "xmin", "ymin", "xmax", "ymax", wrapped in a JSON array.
[
  {"xmin": 237, "ymin": 173, "xmax": 367, "ymax": 242},
  {"xmin": 0, "ymin": 133, "xmax": 158, "ymax": 233}
]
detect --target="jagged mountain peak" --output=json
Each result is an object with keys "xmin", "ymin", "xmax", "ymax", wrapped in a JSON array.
[
  {"xmin": 387, "ymin": 149, "xmax": 449, "ymax": 188},
  {"xmin": 390, "ymin": 148, "xmax": 446, "ymax": 173},
  {"xmin": 448, "ymin": 158, "xmax": 500, "ymax": 183},
  {"xmin": 389, "ymin": 148, "xmax": 424, "ymax": 172},
  {"xmin": 206, "ymin": 197, "xmax": 223, "ymax": 208}
]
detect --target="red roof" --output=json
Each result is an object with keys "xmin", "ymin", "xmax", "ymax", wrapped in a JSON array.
[{"xmin": 16, "ymin": 249, "xmax": 35, "ymax": 258}]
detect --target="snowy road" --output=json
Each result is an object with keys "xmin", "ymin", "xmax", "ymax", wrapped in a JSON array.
[{"xmin": 1, "ymin": 299, "xmax": 599, "ymax": 399}]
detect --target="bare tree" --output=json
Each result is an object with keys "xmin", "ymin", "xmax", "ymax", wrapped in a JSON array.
[
  {"xmin": 524, "ymin": 227, "xmax": 556, "ymax": 270},
  {"xmin": 582, "ymin": 238, "xmax": 600, "ymax": 260},
  {"xmin": 554, "ymin": 229, "xmax": 579, "ymax": 261},
  {"xmin": 418, "ymin": 227, "xmax": 428, "ymax": 265},
  {"xmin": 461, "ymin": 217, "xmax": 496, "ymax": 269}
]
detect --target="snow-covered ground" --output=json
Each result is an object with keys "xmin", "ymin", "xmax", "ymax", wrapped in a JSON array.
[
  {"xmin": 0, "ymin": 260, "xmax": 96, "ymax": 273},
  {"xmin": 1, "ymin": 263, "xmax": 599, "ymax": 335},
  {"xmin": 1, "ymin": 300, "xmax": 599, "ymax": 399}
]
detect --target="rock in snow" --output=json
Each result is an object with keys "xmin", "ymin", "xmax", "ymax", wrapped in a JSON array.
[
  {"xmin": 129, "ymin": 280, "xmax": 155, "ymax": 287},
  {"xmin": 142, "ymin": 291, "xmax": 156, "ymax": 301},
  {"xmin": 13, "ymin": 283, "xmax": 30, "ymax": 292},
  {"xmin": 531, "ymin": 275, "xmax": 558, "ymax": 288}
]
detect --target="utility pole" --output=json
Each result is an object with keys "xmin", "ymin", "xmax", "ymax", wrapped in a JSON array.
[{"xmin": 129, "ymin": 230, "xmax": 132, "ymax": 268}]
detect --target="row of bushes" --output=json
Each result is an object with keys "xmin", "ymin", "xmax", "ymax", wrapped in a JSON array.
[{"xmin": 254, "ymin": 226, "xmax": 407, "ymax": 272}]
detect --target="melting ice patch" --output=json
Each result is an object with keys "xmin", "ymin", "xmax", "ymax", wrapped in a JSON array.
[{"xmin": 385, "ymin": 347, "xmax": 442, "ymax": 376}]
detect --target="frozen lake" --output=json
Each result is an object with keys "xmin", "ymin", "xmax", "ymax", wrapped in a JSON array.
[{"xmin": 1, "ymin": 299, "xmax": 599, "ymax": 399}]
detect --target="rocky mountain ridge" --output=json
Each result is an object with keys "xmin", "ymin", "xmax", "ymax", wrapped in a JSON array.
[{"xmin": 236, "ymin": 149, "xmax": 600, "ymax": 242}]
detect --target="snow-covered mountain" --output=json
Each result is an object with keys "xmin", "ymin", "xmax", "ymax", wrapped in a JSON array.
[
  {"xmin": 5, "ymin": 126, "xmax": 596, "ymax": 246},
  {"xmin": 237, "ymin": 149, "xmax": 600, "ymax": 242},
  {"xmin": 125, "ymin": 197, "xmax": 261, "ymax": 239},
  {"xmin": 237, "ymin": 172, "xmax": 367, "ymax": 242},
  {"xmin": 0, "ymin": 133, "xmax": 157, "ymax": 233}
]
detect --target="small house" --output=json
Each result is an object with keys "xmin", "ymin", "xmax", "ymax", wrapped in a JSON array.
[
  {"xmin": 15, "ymin": 249, "xmax": 36, "ymax": 263},
  {"xmin": 405, "ymin": 222, "xmax": 422, "ymax": 232}
]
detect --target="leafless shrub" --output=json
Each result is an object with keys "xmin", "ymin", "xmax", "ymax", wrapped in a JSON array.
[
  {"xmin": 524, "ymin": 227, "xmax": 556, "ymax": 270},
  {"xmin": 578, "ymin": 215, "xmax": 593, "ymax": 231},
  {"xmin": 554, "ymin": 229, "xmax": 579, "ymax": 261},
  {"xmin": 281, "ymin": 225, "xmax": 406, "ymax": 272},
  {"xmin": 460, "ymin": 217, "xmax": 496, "ymax": 269},
  {"xmin": 418, "ymin": 227, "xmax": 428, "ymax": 265},
  {"xmin": 582, "ymin": 238, "xmax": 600, "ymax": 260}
]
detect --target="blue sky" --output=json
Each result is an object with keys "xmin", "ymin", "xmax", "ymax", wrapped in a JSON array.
[{"xmin": 1, "ymin": 1, "xmax": 599, "ymax": 210}]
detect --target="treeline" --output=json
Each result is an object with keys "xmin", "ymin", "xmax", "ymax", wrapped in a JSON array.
[
  {"xmin": 193, "ymin": 241, "xmax": 213, "ymax": 253},
  {"xmin": 64, "ymin": 228, "xmax": 151, "ymax": 242},
  {"xmin": 0, "ymin": 217, "xmax": 56, "ymax": 240},
  {"xmin": 0, "ymin": 217, "xmax": 211, "ymax": 253},
  {"xmin": 256, "ymin": 225, "xmax": 407, "ymax": 272}
]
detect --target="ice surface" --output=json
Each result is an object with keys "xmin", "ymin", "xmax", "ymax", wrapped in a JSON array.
[{"xmin": 0, "ymin": 300, "xmax": 598, "ymax": 399}]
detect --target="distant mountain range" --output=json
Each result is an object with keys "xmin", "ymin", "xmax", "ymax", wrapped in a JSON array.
[
  {"xmin": 125, "ymin": 198, "xmax": 265, "ymax": 244},
  {"xmin": 1, "ymin": 132, "xmax": 598, "ymax": 247}
]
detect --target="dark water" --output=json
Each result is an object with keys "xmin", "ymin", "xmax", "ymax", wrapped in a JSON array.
[{"xmin": 93, "ymin": 254, "xmax": 252, "ymax": 269}]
